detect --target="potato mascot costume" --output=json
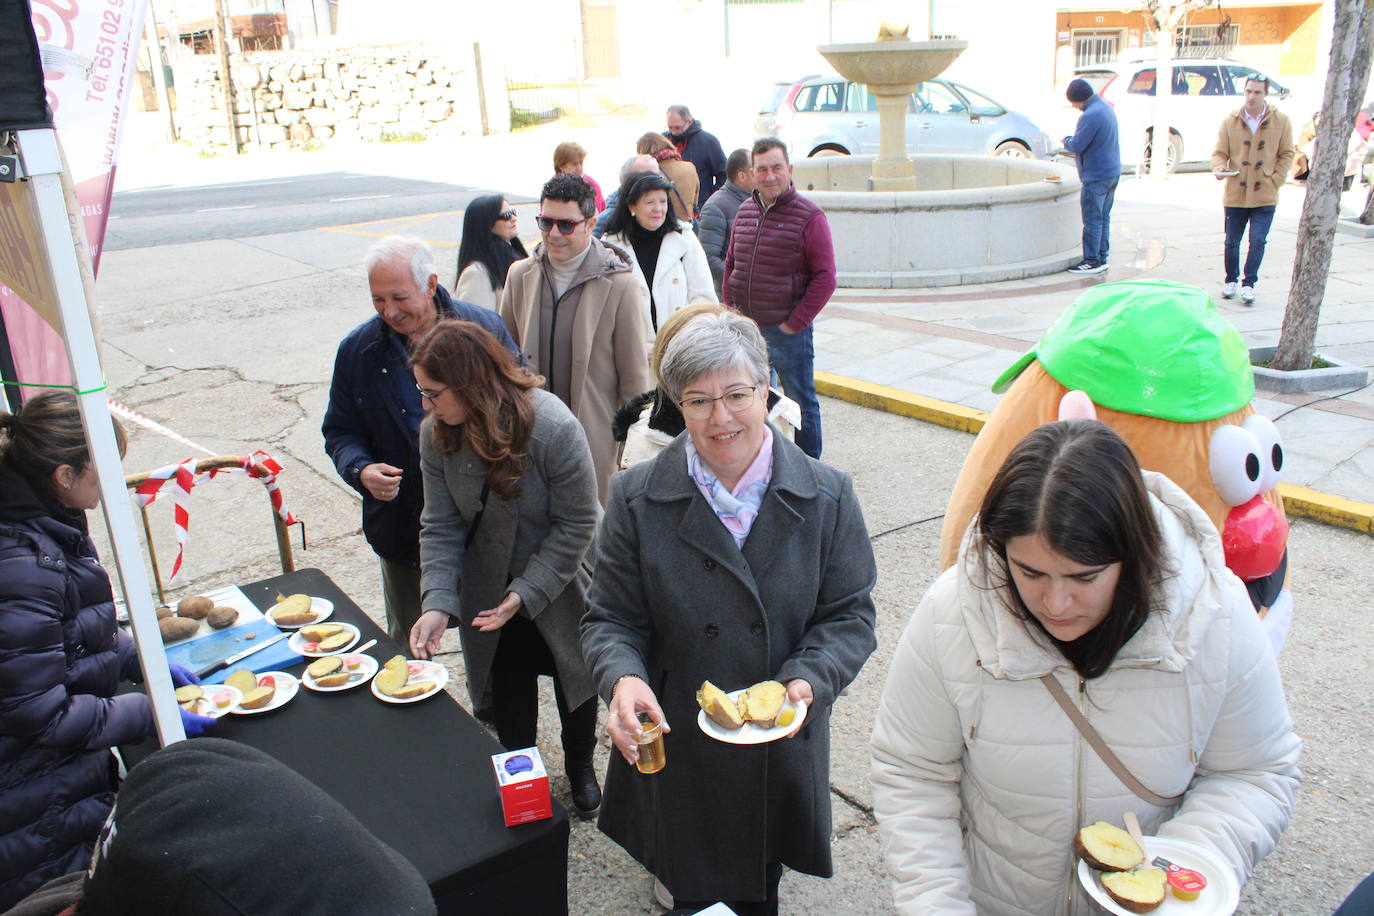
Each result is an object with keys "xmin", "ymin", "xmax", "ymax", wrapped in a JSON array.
[{"xmin": 940, "ymin": 280, "xmax": 1292, "ymax": 653}]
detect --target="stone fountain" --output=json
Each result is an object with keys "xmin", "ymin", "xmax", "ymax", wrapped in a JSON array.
[
  {"xmin": 797, "ymin": 24, "xmax": 1081, "ymax": 287},
  {"xmin": 818, "ymin": 30, "xmax": 966, "ymax": 191}
]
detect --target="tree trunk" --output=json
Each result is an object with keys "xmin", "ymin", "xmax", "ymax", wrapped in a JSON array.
[
  {"xmin": 1363, "ymin": 181, "xmax": 1374, "ymax": 224},
  {"xmin": 1272, "ymin": 0, "xmax": 1374, "ymax": 371}
]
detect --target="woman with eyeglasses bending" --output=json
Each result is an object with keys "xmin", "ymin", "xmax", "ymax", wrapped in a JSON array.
[
  {"xmin": 581, "ymin": 310, "xmax": 878, "ymax": 914},
  {"xmin": 408, "ymin": 319, "xmax": 605, "ymax": 819},
  {"xmin": 454, "ymin": 195, "xmax": 529, "ymax": 311},
  {"xmin": 601, "ymin": 172, "xmax": 717, "ymax": 340}
]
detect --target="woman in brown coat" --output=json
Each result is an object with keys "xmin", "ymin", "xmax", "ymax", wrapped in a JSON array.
[{"xmin": 636, "ymin": 131, "xmax": 698, "ymax": 224}]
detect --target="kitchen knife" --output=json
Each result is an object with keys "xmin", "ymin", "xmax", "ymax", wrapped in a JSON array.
[{"xmin": 194, "ymin": 632, "xmax": 290, "ymax": 679}]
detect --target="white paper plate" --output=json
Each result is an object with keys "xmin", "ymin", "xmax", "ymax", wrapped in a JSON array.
[
  {"xmin": 229, "ymin": 671, "xmax": 299, "ymax": 715},
  {"xmin": 696, "ymin": 687, "xmax": 807, "ymax": 745},
  {"xmin": 302, "ymin": 653, "xmax": 380, "ymax": 693},
  {"xmin": 287, "ymin": 622, "xmax": 359, "ymax": 657},
  {"xmin": 1078, "ymin": 835, "xmax": 1239, "ymax": 916},
  {"xmin": 179, "ymin": 684, "xmax": 242, "ymax": 719},
  {"xmin": 268, "ymin": 596, "xmax": 334, "ymax": 629},
  {"xmin": 370, "ymin": 659, "xmax": 449, "ymax": 704}
]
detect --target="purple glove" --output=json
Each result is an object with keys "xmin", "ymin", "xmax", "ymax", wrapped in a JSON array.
[
  {"xmin": 179, "ymin": 707, "xmax": 217, "ymax": 737},
  {"xmin": 169, "ymin": 664, "xmax": 201, "ymax": 688}
]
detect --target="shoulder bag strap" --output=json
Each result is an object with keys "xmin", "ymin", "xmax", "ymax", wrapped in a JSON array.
[
  {"xmin": 1039, "ymin": 673, "xmax": 1185, "ymax": 807},
  {"xmin": 464, "ymin": 481, "xmax": 491, "ymax": 550}
]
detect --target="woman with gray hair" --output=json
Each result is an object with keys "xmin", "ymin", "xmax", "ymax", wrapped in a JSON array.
[{"xmin": 581, "ymin": 310, "xmax": 878, "ymax": 913}]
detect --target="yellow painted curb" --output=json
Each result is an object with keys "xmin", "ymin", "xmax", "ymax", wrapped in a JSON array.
[
  {"xmin": 1277, "ymin": 483, "xmax": 1374, "ymax": 535},
  {"xmin": 817, "ymin": 371, "xmax": 1374, "ymax": 536},
  {"xmin": 815, "ymin": 372, "xmax": 988, "ymax": 434}
]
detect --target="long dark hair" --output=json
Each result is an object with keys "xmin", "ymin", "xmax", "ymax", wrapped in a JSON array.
[
  {"xmin": 410, "ymin": 320, "xmax": 542, "ymax": 500},
  {"xmin": 976, "ymin": 420, "xmax": 1167, "ymax": 679},
  {"xmin": 455, "ymin": 195, "xmax": 528, "ymax": 291},
  {"xmin": 603, "ymin": 172, "xmax": 679, "ymax": 239}
]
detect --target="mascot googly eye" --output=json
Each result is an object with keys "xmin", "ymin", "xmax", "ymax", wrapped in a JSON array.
[
  {"xmin": 1242, "ymin": 415, "xmax": 1284, "ymax": 495},
  {"xmin": 1209, "ymin": 424, "xmax": 1266, "ymax": 507}
]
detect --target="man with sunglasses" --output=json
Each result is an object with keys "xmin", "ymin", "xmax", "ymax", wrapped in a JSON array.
[
  {"xmin": 323, "ymin": 235, "xmax": 521, "ymax": 646},
  {"xmin": 1211, "ymin": 74, "xmax": 1295, "ymax": 306},
  {"xmin": 499, "ymin": 174, "xmax": 652, "ymax": 503}
]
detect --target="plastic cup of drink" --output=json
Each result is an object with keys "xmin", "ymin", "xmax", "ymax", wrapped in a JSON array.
[{"xmin": 635, "ymin": 711, "xmax": 666, "ymax": 775}]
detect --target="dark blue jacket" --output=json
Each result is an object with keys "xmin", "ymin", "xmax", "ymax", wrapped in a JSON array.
[
  {"xmin": 667, "ymin": 120, "xmax": 727, "ymax": 209},
  {"xmin": 0, "ymin": 461, "xmax": 153, "ymax": 908},
  {"xmin": 1063, "ymin": 95, "xmax": 1121, "ymax": 182},
  {"xmin": 321, "ymin": 286, "xmax": 520, "ymax": 566}
]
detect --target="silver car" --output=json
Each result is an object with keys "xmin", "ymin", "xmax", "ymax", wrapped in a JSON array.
[{"xmin": 754, "ymin": 75, "xmax": 1053, "ymax": 159}]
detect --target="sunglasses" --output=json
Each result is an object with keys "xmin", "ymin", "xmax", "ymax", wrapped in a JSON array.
[
  {"xmin": 535, "ymin": 215, "xmax": 590, "ymax": 235},
  {"xmin": 497, "ymin": 209, "xmax": 517, "ymax": 221}
]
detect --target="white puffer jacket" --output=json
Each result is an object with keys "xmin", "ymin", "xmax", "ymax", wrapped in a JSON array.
[
  {"xmin": 871, "ymin": 471, "xmax": 1301, "ymax": 915},
  {"xmin": 602, "ymin": 223, "xmax": 716, "ymax": 338}
]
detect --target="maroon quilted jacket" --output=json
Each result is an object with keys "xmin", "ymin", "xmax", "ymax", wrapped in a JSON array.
[{"xmin": 722, "ymin": 185, "xmax": 836, "ymax": 331}]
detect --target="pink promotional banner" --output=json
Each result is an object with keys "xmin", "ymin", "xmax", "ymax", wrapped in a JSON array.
[{"xmin": 0, "ymin": 0, "xmax": 149, "ymax": 397}]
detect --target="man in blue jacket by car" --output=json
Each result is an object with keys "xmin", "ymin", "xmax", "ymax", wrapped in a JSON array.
[
  {"xmin": 323, "ymin": 235, "xmax": 521, "ymax": 645},
  {"xmin": 1062, "ymin": 78, "xmax": 1120, "ymax": 275}
]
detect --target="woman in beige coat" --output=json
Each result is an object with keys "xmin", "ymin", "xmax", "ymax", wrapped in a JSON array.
[{"xmin": 637, "ymin": 131, "xmax": 698, "ymax": 224}]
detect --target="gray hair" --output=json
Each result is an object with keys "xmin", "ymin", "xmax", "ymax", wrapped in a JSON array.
[
  {"xmin": 363, "ymin": 235, "xmax": 436, "ymax": 291},
  {"xmin": 659, "ymin": 311, "xmax": 770, "ymax": 402},
  {"xmin": 619, "ymin": 154, "xmax": 660, "ymax": 184},
  {"xmin": 667, "ymin": 104, "xmax": 692, "ymax": 122}
]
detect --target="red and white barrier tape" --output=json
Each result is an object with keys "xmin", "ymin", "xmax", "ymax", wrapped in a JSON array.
[{"xmin": 115, "ymin": 398, "xmax": 299, "ymax": 581}]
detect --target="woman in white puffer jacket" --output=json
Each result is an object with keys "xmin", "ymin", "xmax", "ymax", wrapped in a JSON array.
[{"xmin": 871, "ymin": 419, "xmax": 1300, "ymax": 915}]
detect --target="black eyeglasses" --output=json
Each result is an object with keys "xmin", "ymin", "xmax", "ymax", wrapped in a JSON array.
[
  {"xmin": 677, "ymin": 386, "xmax": 760, "ymax": 420},
  {"xmin": 497, "ymin": 209, "xmax": 517, "ymax": 221},
  {"xmin": 416, "ymin": 383, "xmax": 449, "ymax": 402},
  {"xmin": 535, "ymin": 214, "xmax": 590, "ymax": 235}
]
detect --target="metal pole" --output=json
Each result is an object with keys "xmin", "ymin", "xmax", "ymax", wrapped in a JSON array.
[
  {"xmin": 142, "ymin": 4, "xmax": 177, "ymax": 142},
  {"xmin": 213, "ymin": 0, "xmax": 240, "ymax": 153},
  {"xmin": 16, "ymin": 128, "xmax": 185, "ymax": 744}
]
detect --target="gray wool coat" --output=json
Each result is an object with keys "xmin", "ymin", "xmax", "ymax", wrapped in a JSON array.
[
  {"xmin": 580, "ymin": 429, "xmax": 878, "ymax": 902},
  {"xmin": 419, "ymin": 388, "xmax": 601, "ymax": 713}
]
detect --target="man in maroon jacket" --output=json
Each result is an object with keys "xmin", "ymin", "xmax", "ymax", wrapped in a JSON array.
[{"xmin": 722, "ymin": 138, "xmax": 837, "ymax": 458}]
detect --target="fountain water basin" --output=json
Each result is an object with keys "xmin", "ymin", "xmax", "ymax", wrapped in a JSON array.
[
  {"xmin": 794, "ymin": 154, "xmax": 1082, "ymax": 287},
  {"xmin": 802, "ymin": 31, "xmax": 1081, "ymax": 287}
]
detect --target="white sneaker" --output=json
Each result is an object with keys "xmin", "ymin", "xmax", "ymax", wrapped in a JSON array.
[
  {"xmin": 653, "ymin": 877, "xmax": 674, "ymax": 910},
  {"xmin": 1221, "ymin": 282, "xmax": 1237, "ymax": 299},
  {"xmin": 1240, "ymin": 286, "xmax": 1256, "ymax": 304}
]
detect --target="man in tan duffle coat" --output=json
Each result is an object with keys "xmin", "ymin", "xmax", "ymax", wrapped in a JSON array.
[{"xmin": 1211, "ymin": 75, "xmax": 1296, "ymax": 306}]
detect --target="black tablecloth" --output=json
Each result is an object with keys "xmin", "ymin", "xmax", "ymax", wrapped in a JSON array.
[{"xmin": 123, "ymin": 568, "xmax": 569, "ymax": 914}]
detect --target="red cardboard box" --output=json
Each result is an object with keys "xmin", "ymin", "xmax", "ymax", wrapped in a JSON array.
[{"xmin": 491, "ymin": 747, "xmax": 552, "ymax": 826}]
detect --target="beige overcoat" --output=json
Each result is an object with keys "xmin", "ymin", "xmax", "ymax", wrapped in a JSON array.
[
  {"xmin": 1211, "ymin": 105, "xmax": 1295, "ymax": 208},
  {"xmin": 499, "ymin": 239, "xmax": 653, "ymax": 503}
]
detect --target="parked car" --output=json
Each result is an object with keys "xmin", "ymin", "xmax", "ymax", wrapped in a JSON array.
[
  {"xmin": 755, "ymin": 74, "xmax": 1053, "ymax": 160},
  {"xmin": 1073, "ymin": 56, "xmax": 1292, "ymax": 173}
]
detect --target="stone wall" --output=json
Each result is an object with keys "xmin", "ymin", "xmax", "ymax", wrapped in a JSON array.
[{"xmin": 170, "ymin": 44, "xmax": 498, "ymax": 150}]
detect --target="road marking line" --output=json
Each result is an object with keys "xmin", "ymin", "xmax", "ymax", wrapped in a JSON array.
[
  {"xmin": 195, "ymin": 205, "xmax": 257, "ymax": 212},
  {"xmin": 330, "ymin": 194, "xmax": 392, "ymax": 202},
  {"xmin": 317, "ymin": 210, "xmax": 460, "ymax": 245}
]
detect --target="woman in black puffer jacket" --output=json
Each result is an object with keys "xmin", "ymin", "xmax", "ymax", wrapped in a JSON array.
[{"xmin": 0, "ymin": 392, "xmax": 203, "ymax": 908}]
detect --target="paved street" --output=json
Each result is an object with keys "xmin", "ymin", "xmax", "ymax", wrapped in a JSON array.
[{"xmin": 81, "ymin": 119, "xmax": 1374, "ymax": 912}]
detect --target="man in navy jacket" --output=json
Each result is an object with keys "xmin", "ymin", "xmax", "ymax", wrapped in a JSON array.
[
  {"xmin": 323, "ymin": 235, "xmax": 520, "ymax": 644},
  {"xmin": 1062, "ymin": 78, "xmax": 1121, "ymax": 275}
]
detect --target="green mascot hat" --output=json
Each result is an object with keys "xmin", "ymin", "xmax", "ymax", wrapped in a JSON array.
[{"xmin": 991, "ymin": 279, "xmax": 1254, "ymax": 422}]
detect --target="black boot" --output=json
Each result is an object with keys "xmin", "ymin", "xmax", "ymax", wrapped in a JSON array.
[
  {"xmin": 567, "ymin": 760, "xmax": 602, "ymax": 818},
  {"xmin": 561, "ymin": 695, "xmax": 601, "ymax": 818}
]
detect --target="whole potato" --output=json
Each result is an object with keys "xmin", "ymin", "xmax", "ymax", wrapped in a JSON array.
[
  {"xmin": 206, "ymin": 606, "xmax": 239, "ymax": 630},
  {"xmin": 177, "ymin": 596, "xmax": 214, "ymax": 619},
  {"xmin": 159, "ymin": 616, "xmax": 201, "ymax": 643},
  {"xmin": 156, "ymin": 605, "xmax": 176, "ymax": 620}
]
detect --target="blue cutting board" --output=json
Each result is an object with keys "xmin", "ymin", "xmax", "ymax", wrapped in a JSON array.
[{"xmin": 164, "ymin": 622, "xmax": 302, "ymax": 684}]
